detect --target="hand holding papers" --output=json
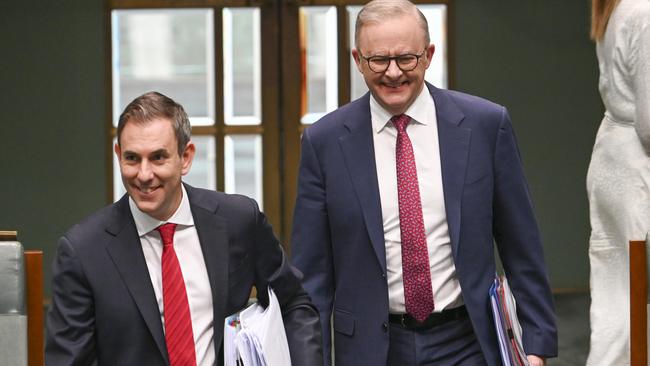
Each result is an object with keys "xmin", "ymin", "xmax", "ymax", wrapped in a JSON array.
[
  {"xmin": 489, "ymin": 275, "xmax": 529, "ymax": 366},
  {"xmin": 224, "ymin": 287, "xmax": 292, "ymax": 366}
]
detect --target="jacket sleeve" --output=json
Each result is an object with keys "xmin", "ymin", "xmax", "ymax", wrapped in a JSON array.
[
  {"xmin": 492, "ymin": 107, "xmax": 558, "ymax": 357},
  {"xmin": 45, "ymin": 236, "xmax": 97, "ymax": 366},
  {"xmin": 290, "ymin": 129, "xmax": 335, "ymax": 366}
]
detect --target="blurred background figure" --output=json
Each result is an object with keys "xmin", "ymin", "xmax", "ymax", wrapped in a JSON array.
[{"xmin": 586, "ymin": 0, "xmax": 650, "ymax": 365}]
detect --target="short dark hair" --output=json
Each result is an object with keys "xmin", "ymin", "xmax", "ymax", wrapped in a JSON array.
[{"xmin": 117, "ymin": 92, "xmax": 191, "ymax": 156}]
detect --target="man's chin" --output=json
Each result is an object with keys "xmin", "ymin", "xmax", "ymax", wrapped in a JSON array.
[
  {"xmin": 135, "ymin": 202, "xmax": 168, "ymax": 221},
  {"xmin": 134, "ymin": 200, "xmax": 157, "ymax": 213},
  {"xmin": 128, "ymin": 192, "xmax": 159, "ymax": 213},
  {"xmin": 379, "ymin": 98, "xmax": 409, "ymax": 115},
  {"xmin": 375, "ymin": 90, "xmax": 410, "ymax": 108}
]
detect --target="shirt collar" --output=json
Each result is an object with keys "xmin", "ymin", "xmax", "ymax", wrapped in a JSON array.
[
  {"xmin": 129, "ymin": 184, "xmax": 195, "ymax": 237},
  {"xmin": 370, "ymin": 84, "xmax": 434, "ymax": 133}
]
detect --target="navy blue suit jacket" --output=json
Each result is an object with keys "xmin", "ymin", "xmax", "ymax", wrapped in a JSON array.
[
  {"xmin": 46, "ymin": 184, "xmax": 322, "ymax": 366},
  {"xmin": 291, "ymin": 83, "xmax": 557, "ymax": 366}
]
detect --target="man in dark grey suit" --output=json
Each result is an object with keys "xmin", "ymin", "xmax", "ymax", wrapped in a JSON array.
[{"xmin": 46, "ymin": 91, "xmax": 322, "ymax": 366}]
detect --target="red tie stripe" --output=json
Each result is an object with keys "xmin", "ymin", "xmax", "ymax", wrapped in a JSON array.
[
  {"xmin": 157, "ymin": 223, "xmax": 197, "ymax": 366},
  {"xmin": 392, "ymin": 114, "xmax": 435, "ymax": 323}
]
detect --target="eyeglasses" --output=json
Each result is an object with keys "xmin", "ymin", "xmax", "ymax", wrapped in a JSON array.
[{"xmin": 358, "ymin": 49, "xmax": 427, "ymax": 73}]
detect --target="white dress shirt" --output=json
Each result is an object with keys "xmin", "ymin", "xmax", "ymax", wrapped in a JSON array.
[
  {"xmin": 371, "ymin": 86, "xmax": 463, "ymax": 314},
  {"xmin": 129, "ymin": 185, "xmax": 215, "ymax": 365}
]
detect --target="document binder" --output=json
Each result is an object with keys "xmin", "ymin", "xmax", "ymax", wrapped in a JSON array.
[
  {"xmin": 489, "ymin": 275, "xmax": 529, "ymax": 366},
  {"xmin": 224, "ymin": 287, "xmax": 292, "ymax": 366}
]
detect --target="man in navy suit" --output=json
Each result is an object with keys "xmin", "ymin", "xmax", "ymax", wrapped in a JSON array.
[
  {"xmin": 46, "ymin": 92, "xmax": 322, "ymax": 365},
  {"xmin": 291, "ymin": 1, "xmax": 557, "ymax": 365}
]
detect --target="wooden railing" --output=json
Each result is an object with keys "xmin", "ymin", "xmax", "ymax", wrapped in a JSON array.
[{"xmin": 24, "ymin": 250, "xmax": 44, "ymax": 366}]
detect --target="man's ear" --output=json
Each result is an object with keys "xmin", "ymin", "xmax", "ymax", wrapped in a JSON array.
[
  {"xmin": 352, "ymin": 48, "xmax": 364, "ymax": 73},
  {"xmin": 114, "ymin": 143, "xmax": 122, "ymax": 162},
  {"xmin": 181, "ymin": 141, "xmax": 196, "ymax": 176},
  {"xmin": 423, "ymin": 44, "xmax": 435, "ymax": 69}
]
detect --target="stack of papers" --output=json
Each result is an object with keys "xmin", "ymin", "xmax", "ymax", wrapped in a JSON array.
[
  {"xmin": 224, "ymin": 287, "xmax": 292, "ymax": 366},
  {"xmin": 489, "ymin": 275, "xmax": 529, "ymax": 366}
]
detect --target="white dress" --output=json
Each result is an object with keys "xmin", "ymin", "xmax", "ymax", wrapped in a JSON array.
[{"xmin": 587, "ymin": 0, "xmax": 650, "ymax": 365}]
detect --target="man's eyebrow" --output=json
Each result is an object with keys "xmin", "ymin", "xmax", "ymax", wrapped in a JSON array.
[
  {"xmin": 150, "ymin": 148, "xmax": 170, "ymax": 156},
  {"xmin": 121, "ymin": 149, "xmax": 139, "ymax": 156},
  {"xmin": 121, "ymin": 149, "xmax": 170, "ymax": 157}
]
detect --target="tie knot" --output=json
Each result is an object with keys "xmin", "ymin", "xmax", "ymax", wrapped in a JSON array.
[
  {"xmin": 391, "ymin": 114, "xmax": 411, "ymax": 133},
  {"xmin": 156, "ymin": 223, "xmax": 177, "ymax": 247}
]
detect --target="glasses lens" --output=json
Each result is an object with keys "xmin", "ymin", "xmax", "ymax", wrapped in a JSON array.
[
  {"xmin": 397, "ymin": 55, "xmax": 418, "ymax": 71},
  {"xmin": 368, "ymin": 57, "xmax": 389, "ymax": 72}
]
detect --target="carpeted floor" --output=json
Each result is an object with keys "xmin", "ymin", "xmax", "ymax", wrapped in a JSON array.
[{"xmin": 548, "ymin": 292, "xmax": 590, "ymax": 365}]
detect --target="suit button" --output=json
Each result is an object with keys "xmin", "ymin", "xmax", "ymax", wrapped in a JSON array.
[
  {"xmin": 381, "ymin": 272, "xmax": 386, "ymax": 279},
  {"xmin": 382, "ymin": 322, "xmax": 388, "ymax": 332}
]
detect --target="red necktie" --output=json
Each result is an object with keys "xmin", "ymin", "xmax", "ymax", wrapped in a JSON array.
[
  {"xmin": 392, "ymin": 114, "xmax": 435, "ymax": 322},
  {"xmin": 156, "ymin": 223, "xmax": 197, "ymax": 366}
]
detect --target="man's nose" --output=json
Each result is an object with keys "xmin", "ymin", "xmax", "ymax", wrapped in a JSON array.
[
  {"xmin": 384, "ymin": 59, "xmax": 403, "ymax": 78},
  {"xmin": 137, "ymin": 160, "xmax": 154, "ymax": 182}
]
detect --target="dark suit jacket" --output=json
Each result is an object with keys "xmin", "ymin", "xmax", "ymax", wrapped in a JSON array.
[
  {"xmin": 46, "ymin": 184, "xmax": 322, "ymax": 366},
  {"xmin": 291, "ymin": 83, "xmax": 557, "ymax": 366}
]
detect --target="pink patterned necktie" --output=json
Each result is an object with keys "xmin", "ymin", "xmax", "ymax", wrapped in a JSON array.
[
  {"xmin": 392, "ymin": 114, "xmax": 435, "ymax": 322},
  {"xmin": 156, "ymin": 223, "xmax": 197, "ymax": 366}
]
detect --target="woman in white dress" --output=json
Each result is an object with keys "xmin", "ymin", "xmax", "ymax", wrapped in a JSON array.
[{"xmin": 587, "ymin": 0, "xmax": 650, "ymax": 365}]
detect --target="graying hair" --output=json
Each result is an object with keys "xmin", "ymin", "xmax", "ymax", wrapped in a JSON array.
[
  {"xmin": 117, "ymin": 91, "xmax": 191, "ymax": 156},
  {"xmin": 355, "ymin": 0, "xmax": 430, "ymax": 49}
]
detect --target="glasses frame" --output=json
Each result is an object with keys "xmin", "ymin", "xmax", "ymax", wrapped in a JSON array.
[{"xmin": 358, "ymin": 49, "xmax": 427, "ymax": 73}]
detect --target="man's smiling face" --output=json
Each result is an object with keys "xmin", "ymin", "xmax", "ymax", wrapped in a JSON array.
[
  {"xmin": 352, "ymin": 13, "xmax": 434, "ymax": 116},
  {"xmin": 115, "ymin": 117, "xmax": 194, "ymax": 221}
]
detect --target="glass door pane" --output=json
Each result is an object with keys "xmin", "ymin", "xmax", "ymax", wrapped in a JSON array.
[
  {"xmin": 223, "ymin": 8, "xmax": 261, "ymax": 126},
  {"xmin": 224, "ymin": 135, "xmax": 263, "ymax": 208},
  {"xmin": 111, "ymin": 8, "xmax": 215, "ymax": 126},
  {"xmin": 299, "ymin": 6, "xmax": 338, "ymax": 125}
]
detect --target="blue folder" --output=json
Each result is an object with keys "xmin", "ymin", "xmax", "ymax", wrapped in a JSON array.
[{"xmin": 489, "ymin": 275, "xmax": 529, "ymax": 366}]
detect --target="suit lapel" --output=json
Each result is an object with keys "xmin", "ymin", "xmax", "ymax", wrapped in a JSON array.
[
  {"xmin": 338, "ymin": 95, "xmax": 387, "ymax": 271},
  {"xmin": 104, "ymin": 196, "xmax": 169, "ymax": 364},
  {"xmin": 186, "ymin": 185, "xmax": 229, "ymax": 355},
  {"xmin": 428, "ymin": 84, "xmax": 470, "ymax": 258}
]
